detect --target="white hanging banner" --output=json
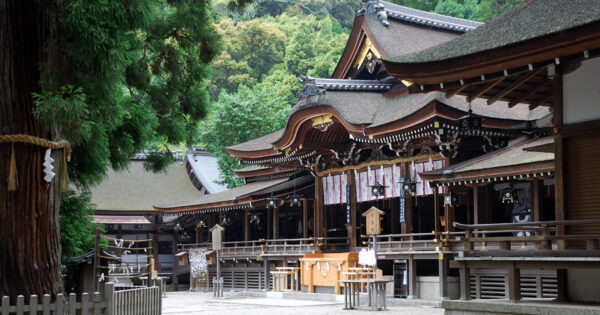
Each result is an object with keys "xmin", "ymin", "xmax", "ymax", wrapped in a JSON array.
[
  {"xmin": 411, "ymin": 159, "xmax": 445, "ymax": 197},
  {"xmin": 354, "ymin": 164, "xmax": 402, "ymax": 203},
  {"xmin": 322, "ymin": 173, "xmax": 348, "ymax": 205}
]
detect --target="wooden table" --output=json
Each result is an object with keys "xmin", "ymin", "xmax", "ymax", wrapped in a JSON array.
[{"xmin": 339, "ymin": 279, "xmax": 392, "ymax": 311}]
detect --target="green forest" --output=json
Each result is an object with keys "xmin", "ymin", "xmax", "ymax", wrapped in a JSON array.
[{"xmin": 200, "ymin": 0, "xmax": 526, "ymax": 187}]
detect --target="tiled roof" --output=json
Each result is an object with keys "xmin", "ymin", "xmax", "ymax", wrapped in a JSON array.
[
  {"xmin": 420, "ymin": 136, "xmax": 554, "ymax": 184},
  {"xmin": 227, "ymin": 129, "xmax": 284, "ymax": 152},
  {"xmin": 89, "ymin": 161, "xmax": 201, "ymax": 212},
  {"xmin": 186, "ymin": 147, "xmax": 227, "ymax": 194},
  {"xmin": 386, "ymin": 0, "xmax": 600, "ymax": 64}
]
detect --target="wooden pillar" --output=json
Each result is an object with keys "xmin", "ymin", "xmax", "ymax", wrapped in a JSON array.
[
  {"xmin": 346, "ymin": 170, "xmax": 358, "ymax": 248},
  {"xmin": 263, "ymin": 258, "xmax": 270, "ymax": 291},
  {"xmin": 556, "ymin": 269, "xmax": 568, "ymax": 301},
  {"xmin": 244, "ymin": 209, "xmax": 250, "ymax": 242},
  {"xmin": 531, "ymin": 179, "xmax": 542, "ymax": 222},
  {"xmin": 273, "ymin": 206, "xmax": 280, "ymax": 239},
  {"xmin": 438, "ymin": 258, "xmax": 448, "ymax": 300},
  {"xmin": 552, "ymin": 71, "xmax": 566, "ymax": 249},
  {"xmin": 391, "ymin": 197, "xmax": 399, "ymax": 234},
  {"xmin": 401, "ymin": 163, "xmax": 412, "ymax": 234},
  {"xmin": 444, "ymin": 204, "xmax": 455, "ymax": 233},
  {"xmin": 208, "ymin": 214, "xmax": 215, "ymax": 242},
  {"xmin": 459, "ymin": 263, "xmax": 471, "ymax": 300},
  {"xmin": 302, "ymin": 199, "xmax": 308, "ymax": 238},
  {"xmin": 314, "ymin": 176, "xmax": 324, "ymax": 238},
  {"xmin": 195, "ymin": 227, "xmax": 201, "ymax": 244},
  {"xmin": 473, "ymin": 186, "xmax": 480, "ymax": 225},
  {"xmin": 267, "ymin": 208, "xmax": 272, "ymax": 239},
  {"xmin": 172, "ymin": 235, "xmax": 179, "ymax": 291},
  {"xmin": 407, "ymin": 257, "xmax": 417, "ymax": 299},
  {"xmin": 507, "ymin": 262, "xmax": 521, "ymax": 302},
  {"xmin": 433, "ymin": 188, "xmax": 440, "ymax": 235}
]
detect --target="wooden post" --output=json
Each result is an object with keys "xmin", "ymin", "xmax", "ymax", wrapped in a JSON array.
[
  {"xmin": 263, "ymin": 258, "xmax": 270, "ymax": 291},
  {"xmin": 94, "ymin": 229, "xmax": 101, "ymax": 291},
  {"xmin": 433, "ymin": 189, "xmax": 440, "ymax": 235},
  {"xmin": 315, "ymin": 176, "xmax": 324, "ymax": 238},
  {"xmin": 104, "ymin": 282, "xmax": 115, "ymax": 315},
  {"xmin": 473, "ymin": 186, "xmax": 480, "ymax": 225},
  {"xmin": 244, "ymin": 209, "xmax": 250, "ymax": 242},
  {"xmin": 267, "ymin": 207, "xmax": 272, "ymax": 239},
  {"xmin": 347, "ymin": 170, "xmax": 357, "ymax": 248},
  {"xmin": 459, "ymin": 264, "xmax": 471, "ymax": 300},
  {"xmin": 556, "ymin": 269, "xmax": 568, "ymax": 301},
  {"xmin": 407, "ymin": 257, "xmax": 417, "ymax": 299},
  {"xmin": 401, "ymin": 163, "xmax": 412, "ymax": 234},
  {"xmin": 273, "ymin": 206, "xmax": 279, "ymax": 239},
  {"xmin": 147, "ymin": 233, "xmax": 153, "ymax": 286},
  {"xmin": 303, "ymin": 199, "xmax": 308, "ymax": 238},
  {"xmin": 171, "ymin": 235, "xmax": 178, "ymax": 291},
  {"xmin": 553, "ymin": 71, "xmax": 566, "ymax": 250},
  {"xmin": 507, "ymin": 262, "xmax": 521, "ymax": 302},
  {"xmin": 208, "ymin": 215, "xmax": 215, "ymax": 242},
  {"xmin": 531, "ymin": 180, "xmax": 542, "ymax": 222},
  {"xmin": 438, "ymin": 258, "xmax": 448, "ymax": 300}
]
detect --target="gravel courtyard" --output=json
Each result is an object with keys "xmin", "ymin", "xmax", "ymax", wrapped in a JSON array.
[{"xmin": 162, "ymin": 291, "xmax": 445, "ymax": 315}]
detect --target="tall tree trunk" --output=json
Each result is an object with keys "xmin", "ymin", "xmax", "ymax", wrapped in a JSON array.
[{"xmin": 0, "ymin": 1, "xmax": 63, "ymax": 298}]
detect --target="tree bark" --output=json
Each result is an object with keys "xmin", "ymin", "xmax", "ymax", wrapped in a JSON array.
[{"xmin": 0, "ymin": 1, "xmax": 63, "ymax": 298}]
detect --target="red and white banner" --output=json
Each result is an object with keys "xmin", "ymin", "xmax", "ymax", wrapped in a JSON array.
[
  {"xmin": 410, "ymin": 159, "xmax": 445, "ymax": 197},
  {"xmin": 322, "ymin": 173, "xmax": 348, "ymax": 205},
  {"xmin": 354, "ymin": 165, "xmax": 402, "ymax": 203}
]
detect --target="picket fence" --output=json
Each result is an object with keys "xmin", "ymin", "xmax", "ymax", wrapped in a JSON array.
[{"xmin": 1, "ymin": 280, "xmax": 162, "ymax": 315}]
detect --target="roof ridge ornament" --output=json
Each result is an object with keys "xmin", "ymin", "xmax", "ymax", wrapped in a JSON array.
[
  {"xmin": 358, "ymin": 0, "xmax": 390, "ymax": 27},
  {"xmin": 298, "ymin": 74, "xmax": 326, "ymax": 100}
]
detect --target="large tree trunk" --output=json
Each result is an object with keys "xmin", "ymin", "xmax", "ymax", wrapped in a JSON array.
[{"xmin": 0, "ymin": 1, "xmax": 64, "ymax": 298}]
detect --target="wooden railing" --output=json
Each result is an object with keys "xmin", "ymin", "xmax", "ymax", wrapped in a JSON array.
[
  {"xmin": 372, "ymin": 231, "xmax": 465, "ymax": 252},
  {"xmin": 0, "ymin": 280, "xmax": 162, "ymax": 315},
  {"xmin": 454, "ymin": 219, "xmax": 600, "ymax": 254},
  {"xmin": 182, "ymin": 236, "xmax": 349, "ymax": 258}
]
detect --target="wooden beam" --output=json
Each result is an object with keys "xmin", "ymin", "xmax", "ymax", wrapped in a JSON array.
[
  {"xmin": 507, "ymin": 262, "xmax": 521, "ymax": 302},
  {"xmin": 445, "ymin": 85, "xmax": 467, "ymax": 98},
  {"xmin": 508, "ymin": 79, "xmax": 549, "ymax": 107},
  {"xmin": 487, "ymin": 67, "xmax": 546, "ymax": 105},
  {"xmin": 467, "ymin": 77, "xmax": 506, "ymax": 101},
  {"xmin": 529, "ymin": 93, "xmax": 553, "ymax": 110}
]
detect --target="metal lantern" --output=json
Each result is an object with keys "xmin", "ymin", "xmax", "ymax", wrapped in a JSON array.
[
  {"xmin": 501, "ymin": 187, "xmax": 519, "ymax": 204},
  {"xmin": 444, "ymin": 192, "xmax": 459, "ymax": 207},
  {"xmin": 173, "ymin": 222, "xmax": 184, "ymax": 232},
  {"xmin": 266, "ymin": 194, "xmax": 279, "ymax": 209},
  {"xmin": 290, "ymin": 192, "xmax": 302, "ymax": 207},
  {"xmin": 459, "ymin": 103, "xmax": 482, "ymax": 132},
  {"xmin": 370, "ymin": 182, "xmax": 386, "ymax": 198},
  {"xmin": 249, "ymin": 212, "xmax": 261, "ymax": 225},
  {"xmin": 400, "ymin": 179, "xmax": 416, "ymax": 194},
  {"xmin": 196, "ymin": 218, "xmax": 207, "ymax": 229},
  {"xmin": 221, "ymin": 215, "xmax": 232, "ymax": 226},
  {"xmin": 180, "ymin": 231, "xmax": 191, "ymax": 240}
]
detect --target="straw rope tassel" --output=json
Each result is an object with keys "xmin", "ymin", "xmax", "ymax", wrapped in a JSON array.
[
  {"xmin": 1, "ymin": 134, "xmax": 71, "ymax": 192},
  {"xmin": 8, "ymin": 143, "xmax": 18, "ymax": 191}
]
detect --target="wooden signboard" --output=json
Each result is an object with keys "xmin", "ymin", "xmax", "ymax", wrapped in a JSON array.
[
  {"xmin": 210, "ymin": 224, "xmax": 225, "ymax": 251},
  {"xmin": 362, "ymin": 206, "xmax": 385, "ymax": 235}
]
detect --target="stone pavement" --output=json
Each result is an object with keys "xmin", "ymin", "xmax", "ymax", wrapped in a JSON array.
[{"xmin": 162, "ymin": 291, "xmax": 445, "ymax": 314}]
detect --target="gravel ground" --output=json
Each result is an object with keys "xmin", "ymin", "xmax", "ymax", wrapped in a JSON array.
[{"xmin": 162, "ymin": 291, "xmax": 445, "ymax": 315}]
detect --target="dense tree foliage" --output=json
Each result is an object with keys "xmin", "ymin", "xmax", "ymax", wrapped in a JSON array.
[{"xmin": 1, "ymin": 0, "xmax": 221, "ymax": 296}]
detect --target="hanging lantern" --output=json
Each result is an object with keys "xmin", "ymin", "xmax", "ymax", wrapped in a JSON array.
[
  {"xmin": 502, "ymin": 187, "xmax": 519, "ymax": 204},
  {"xmin": 173, "ymin": 222, "xmax": 184, "ymax": 232},
  {"xmin": 266, "ymin": 194, "xmax": 279, "ymax": 209},
  {"xmin": 400, "ymin": 179, "xmax": 416, "ymax": 195},
  {"xmin": 249, "ymin": 212, "xmax": 261, "ymax": 225},
  {"xmin": 459, "ymin": 103, "xmax": 482, "ymax": 132},
  {"xmin": 444, "ymin": 192, "xmax": 459, "ymax": 207},
  {"xmin": 290, "ymin": 192, "xmax": 302, "ymax": 207},
  {"xmin": 221, "ymin": 215, "xmax": 232, "ymax": 226},
  {"xmin": 370, "ymin": 182, "xmax": 386, "ymax": 198},
  {"xmin": 180, "ymin": 231, "xmax": 191, "ymax": 240},
  {"xmin": 196, "ymin": 218, "xmax": 207, "ymax": 229}
]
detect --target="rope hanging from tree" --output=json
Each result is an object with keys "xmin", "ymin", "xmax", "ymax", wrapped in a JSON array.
[{"xmin": 0, "ymin": 134, "xmax": 71, "ymax": 192}]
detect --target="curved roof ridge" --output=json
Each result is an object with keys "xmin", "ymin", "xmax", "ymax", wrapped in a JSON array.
[{"xmin": 382, "ymin": 1, "xmax": 483, "ymax": 32}]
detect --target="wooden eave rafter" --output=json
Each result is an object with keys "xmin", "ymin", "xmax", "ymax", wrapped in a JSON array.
[
  {"xmin": 422, "ymin": 160, "xmax": 555, "ymax": 185},
  {"xmin": 234, "ymin": 167, "xmax": 295, "ymax": 178},
  {"xmin": 383, "ymin": 21, "xmax": 600, "ymax": 85},
  {"xmin": 271, "ymin": 105, "xmax": 364, "ymax": 151}
]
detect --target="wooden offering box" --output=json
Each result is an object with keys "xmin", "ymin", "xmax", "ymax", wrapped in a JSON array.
[{"xmin": 299, "ymin": 252, "xmax": 359, "ymax": 294}]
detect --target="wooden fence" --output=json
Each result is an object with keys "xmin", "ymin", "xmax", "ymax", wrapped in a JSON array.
[{"xmin": 0, "ymin": 280, "xmax": 162, "ymax": 315}]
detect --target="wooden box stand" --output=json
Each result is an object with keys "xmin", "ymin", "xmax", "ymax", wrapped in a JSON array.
[{"xmin": 299, "ymin": 252, "xmax": 358, "ymax": 294}]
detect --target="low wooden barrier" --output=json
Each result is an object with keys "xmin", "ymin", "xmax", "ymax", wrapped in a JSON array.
[
  {"xmin": 271, "ymin": 267, "xmax": 300, "ymax": 292},
  {"xmin": 0, "ymin": 280, "xmax": 162, "ymax": 315},
  {"xmin": 373, "ymin": 231, "xmax": 465, "ymax": 253}
]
